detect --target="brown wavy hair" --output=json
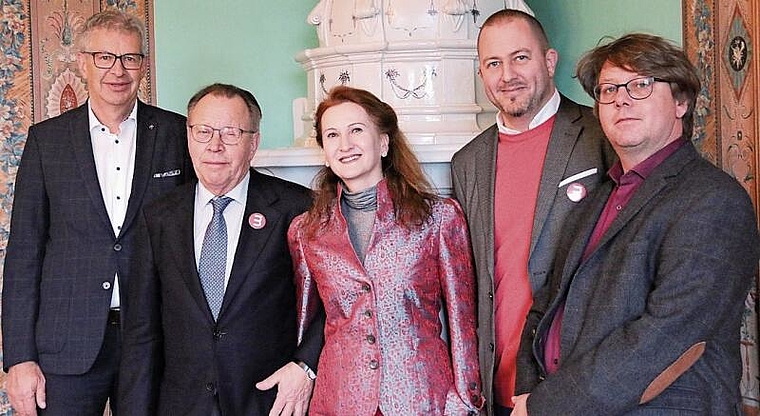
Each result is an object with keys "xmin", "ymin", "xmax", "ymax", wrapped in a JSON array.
[
  {"xmin": 301, "ymin": 86, "xmax": 438, "ymax": 234},
  {"xmin": 576, "ymin": 33, "xmax": 701, "ymax": 139}
]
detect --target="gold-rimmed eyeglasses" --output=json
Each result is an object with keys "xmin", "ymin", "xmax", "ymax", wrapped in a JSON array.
[
  {"xmin": 82, "ymin": 51, "xmax": 145, "ymax": 70},
  {"xmin": 593, "ymin": 76, "xmax": 671, "ymax": 104},
  {"xmin": 188, "ymin": 124, "xmax": 257, "ymax": 145}
]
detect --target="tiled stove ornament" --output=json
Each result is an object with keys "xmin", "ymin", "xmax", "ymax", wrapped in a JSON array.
[{"xmin": 293, "ymin": 0, "xmax": 534, "ymax": 147}]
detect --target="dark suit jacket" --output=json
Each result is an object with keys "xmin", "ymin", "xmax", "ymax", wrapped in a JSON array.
[
  {"xmin": 524, "ymin": 142, "xmax": 760, "ymax": 415},
  {"xmin": 119, "ymin": 169, "xmax": 324, "ymax": 416},
  {"xmin": 450, "ymin": 95, "xmax": 616, "ymax": 410},
  {"xmin": 2, "ymin": 101, "xmax": 192, "ymax": 375}
]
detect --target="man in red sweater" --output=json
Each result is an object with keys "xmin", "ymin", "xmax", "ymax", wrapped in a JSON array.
[{"xmin": 451, "ymin": 9, "xmax": 615, "ymax": 415}]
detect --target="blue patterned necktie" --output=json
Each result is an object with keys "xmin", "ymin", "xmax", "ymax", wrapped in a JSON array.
[{"xmin": 198, "ymin": 196, "xmax": 232, "ymax": 320}]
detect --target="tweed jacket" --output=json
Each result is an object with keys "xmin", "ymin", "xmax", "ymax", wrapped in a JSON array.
[
  {"xmin": 2, "ymin": 101, "xmax": 192, "ymax": 375},
  {"xmin": 523, "ymin": 142, "xmax": 760, "ymax": 415},
  {"xmin": 118, "ymin": 169, "xmax": 322, "ymax": 415},
  {"xmin": 288, "ymin": 180, "xmax": 483, "ymax": 415},
  {"xmin": 450, "ymin": 95, "xmax": 616, "ymax": 410}
]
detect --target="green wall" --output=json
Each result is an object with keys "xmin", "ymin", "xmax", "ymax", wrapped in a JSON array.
[
  {"xmin": 153, "ymin": 0, "xmax": 317, "ymax": 149},
  {"xmin": 153, "ymin": 1, "xmax": 682, "ymax": 148},
  {"xmin": 530, "ymin": 0, "xmax": 683, "ymax": 106}
]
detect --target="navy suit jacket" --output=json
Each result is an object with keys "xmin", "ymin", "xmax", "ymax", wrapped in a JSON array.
[
  {"xmin": 524, "ymin": 142, "xmax": 760, "ymax": 415},
  {"xmin": 451, "ymin": 95, "xmax": 616, "ymax": 411},
  {"xmin": 119, "ymin": 169, "xmax": 324, "ymax": 416},
  {"xmin": 2, "ymin": 101, "xmax": 192, "ymax": 374}
]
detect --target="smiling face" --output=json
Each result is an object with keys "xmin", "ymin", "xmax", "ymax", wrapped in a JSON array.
[
  {"xmin": 77, "ymin": 28, "xmax": 145, "ymax": 116},
  {"xmin": 320, "ymin": 102, "xmax": 389, "ymax": 193},
  {"xmin": 187, "ymin": 94, "xmax": 259, "ymax": 195},
  {"xmin": 597, "ymin": 62, "xmax": 688, "ymax": 171},
  {"xmin": 478, "ymin": 18, "xmax": 557, "ymax": 131}
]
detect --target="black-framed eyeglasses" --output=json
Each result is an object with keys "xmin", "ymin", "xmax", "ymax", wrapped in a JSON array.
[
  {"xmin": 82, "ymin": 51, "xmax": 145, "ymax": 70},
  {"xmin": 593, "ymin": 76, "xmax": 671, "ymax": 104},
  {"xmin": 188, "ymin": 124, "xmax": 257, "ymax": 145}
]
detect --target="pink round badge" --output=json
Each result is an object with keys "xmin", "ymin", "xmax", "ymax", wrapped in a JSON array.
[
  {"xmin": 566, "ymin": 182, "xmax": 588, "ymax": 203},
  {"xmin": 249, "ymin": 213, "xmax": 266, "ymax": 229}
]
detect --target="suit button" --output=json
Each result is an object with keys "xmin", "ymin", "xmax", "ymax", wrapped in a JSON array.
[
  {"xmin": 489, "ymin": 342, "xmax": 494, "ymax": 351},
  {"xmin": 488, "ymin": 291, "xmax": 493, "ymax": 300},
  {"xmin": 369, "ymin": 359, "xmax": 379, "ymax": 370},
  {"xmin": 102, "ymin": 281, "xmax": 111, "ymax": 290},
  {"xmin": 213, "ymin": 329, "xmax": 225, "ymax": 340},
  {"xmin": 470, "ymin": 394, "xmax": 481, "ymax": 404},
  {"xmin": 469, "ymin": 381, "xmax": 478, "ymax": 390},
  {"xmin": 361, "ymin": 284, "xmax": 371, "ymax": 292},
  {"xmin": 205, "ymin": 382, "xmax": 215, "ymax": 392},
  {"xmin": 531, "ymin": 328, "xmax": 537, "ymax": 337},
  {"xmin": 113, "ymin": 243, "xmax": 122, "ymax": 252},
  {"xmin": 364, "ymin": 310, "xmax": 372, "ymax": 318},
  {"xmin": 366, "ymin": 334, "xmax": 376, "ymax": 344}
]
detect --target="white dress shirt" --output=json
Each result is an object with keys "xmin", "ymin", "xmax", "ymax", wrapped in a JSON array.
[
  {"xmin": 193, "ymin": 172, "xmax": 249, "ymax": 290},
  {"xmin": 89, "ymin": 101, "xmax": 138, "ymax": 309}
]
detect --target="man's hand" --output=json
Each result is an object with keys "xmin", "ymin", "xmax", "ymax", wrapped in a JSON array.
[
  {"xmin": 6, "ymin": 361, "xmax": 47, "ymax": 416},
  {"xmin": 256, "ymin": 361, "xmax": 314, "ymax": 416},
  {"xmin": 512, "ymin": 393, "xmax": 530, "ymax": 416}
]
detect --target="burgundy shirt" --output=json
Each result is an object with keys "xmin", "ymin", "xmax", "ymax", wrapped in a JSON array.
[{"xmin": 544, "ymin": 137, "xmax": 687, "ymax": 374}]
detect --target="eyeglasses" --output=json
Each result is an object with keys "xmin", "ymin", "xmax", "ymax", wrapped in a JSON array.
[
  {"xmin": 188, "ymin": 124, "xmax": 256, "ymax": 145},
  {"xmin": 593, "ymin": 76, "xmax": 670, "ymax": 104},
  {"xmin": 82, "ymin": 51, "xmax": 145, "ymax": 70}
]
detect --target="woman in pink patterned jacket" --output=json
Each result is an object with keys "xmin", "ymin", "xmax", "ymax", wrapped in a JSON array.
[{"xmin": 288, "ymin": 86, "xmax": 484, "ymax": 415}]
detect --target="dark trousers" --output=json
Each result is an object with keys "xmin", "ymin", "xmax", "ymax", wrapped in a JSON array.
[
  {"xmin": 40, "ymin": 314, "xmax": 121, "ymax": 416},
  {"xmin": 495, "ymin": 403, "xmax": 513, "ymax": 416}
]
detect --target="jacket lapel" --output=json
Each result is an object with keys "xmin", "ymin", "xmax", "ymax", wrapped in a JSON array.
[
  {"xmin": 478, "ymin": 125, "xmax": 498, "ymax": 277},
  {"xmin": 559, "ymin": 143, "xmax": 698, "ymax": 352},
  {"xmin": 168, "ymin": 183, "xmax": 215, "ymax": 322},
  {"xmin": 219, "ymin": 170, "xmax": 282, "ymax": 318},
  {"xmin": 580, "ymin": 144, "xmax": 697, "ymax": 267},
  {"xmin": 530, "ymin": 96, "xmax": 582, "ymax": 255},
  {"xmin": 122, "ymin": 101, "xmax": 157, "ymax": 237},
  {"xmin": 70, "ymin": 103, "xmax": 114, "ymax": 236}
]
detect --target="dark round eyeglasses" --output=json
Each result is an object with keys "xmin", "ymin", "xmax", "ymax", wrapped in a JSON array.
[
  {"xmin": 82, "ymin": 51, "xmax": 145, "ymax": 70},
  {"xmin": 593, "ymin": 76, "xmax": 671, "ymax": 104}
]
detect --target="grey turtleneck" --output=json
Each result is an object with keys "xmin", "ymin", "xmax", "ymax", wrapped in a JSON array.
[{"xmin": 341, "ymin": 185, "xmax": 378, "ymax": 264}]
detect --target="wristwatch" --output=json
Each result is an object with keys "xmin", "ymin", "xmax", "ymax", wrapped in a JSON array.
[{"xmin": 295, "ymin": 360, "xmax": 317, "ymax": 380}]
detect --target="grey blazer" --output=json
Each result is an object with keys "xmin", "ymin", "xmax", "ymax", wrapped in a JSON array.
[
  {"xmin": 523, "ymin": 142, "xmax": 759, "ymax": 415},
  {"xmin": 2, "ymin": 101, "xmax": 193, "ymax": 375},
  {"xmin": 450, "ymin": 95, "xmax": 615, "ymax": 412}
]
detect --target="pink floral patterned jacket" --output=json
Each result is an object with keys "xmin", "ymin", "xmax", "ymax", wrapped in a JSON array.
[{"xmin": 288, "ymin": 181, "xmax": 484, "ymax": 415}]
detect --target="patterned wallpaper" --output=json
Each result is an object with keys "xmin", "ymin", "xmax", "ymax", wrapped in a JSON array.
[{"xmin": 683, "ymin": 0, "xmax": 760, "ymax": 413}]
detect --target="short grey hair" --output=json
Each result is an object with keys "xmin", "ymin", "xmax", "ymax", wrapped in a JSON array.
[{"xmin": 76, "ymin": 9, "xmax": 147, "ymax": 54}]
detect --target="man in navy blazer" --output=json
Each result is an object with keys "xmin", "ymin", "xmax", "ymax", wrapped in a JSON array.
[
  {"xmin": 118, "ymin": 84, "xmax": 323, "ymax": 415},
  {"xmin": 1, "ymin": 10, "xmax": 192, "ymax": 416},
  {"xmin": 450, "ymin": 9, "xmax": 615, "ymax": 414},
  {"xmin": 513, "ymin": 34, "xmax": 760, "ymax": 415}
]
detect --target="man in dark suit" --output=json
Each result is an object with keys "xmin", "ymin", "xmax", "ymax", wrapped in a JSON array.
[
  {"xmin": 118, "ymin": 83, "xmax": 323, "ymax": 416},
  {"xmin": 513, "ymin": 33, "xmax": 760, "ymax": 415},
  {"xmin": 1, "ymin": 10, "xmax": 192, "ymax": 416},
  {"xmin": 450, "ymin": 9, "xmax": 615, "ymax": 414}
]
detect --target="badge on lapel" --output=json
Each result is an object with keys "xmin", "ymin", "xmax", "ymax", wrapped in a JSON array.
[{"xmin": 249, "ymin": 213, "xmax": 266, "ymax": 229}]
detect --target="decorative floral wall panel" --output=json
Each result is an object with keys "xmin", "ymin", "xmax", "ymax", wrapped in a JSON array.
[{"xmin": 683, "ymin": 0, "xmax": 760, "ymax": 413}]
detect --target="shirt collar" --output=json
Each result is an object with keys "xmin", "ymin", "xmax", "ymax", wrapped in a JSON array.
[
  {"xmin": 497, "ymin": 89, "xmax": 560, "ymax": 135},
  {"xmin": 87, "ymin": 100, "xmax": 138, "ymax": 133},
  {"xmin": 197, "ymin": 171, "xmax": 250, "ymax": 207},
  {"xmin": 608, "ymin": 137, "xmax": 687, "ymax": 185}
]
